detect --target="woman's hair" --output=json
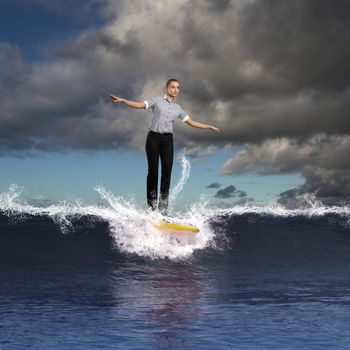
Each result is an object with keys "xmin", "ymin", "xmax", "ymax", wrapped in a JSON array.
[{"xmin": 166, "ymin": 78, "xmax": 180, "ymax": 87}]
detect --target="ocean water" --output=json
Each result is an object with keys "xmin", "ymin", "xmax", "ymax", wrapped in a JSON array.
[{"xmin": 1, "ymin": 159, "xmax": 350, "ymax": 349}]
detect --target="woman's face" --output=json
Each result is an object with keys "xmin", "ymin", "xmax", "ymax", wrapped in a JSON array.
[{"xmin": 166, "ymin": 82, "xmax": 180, "ymax": 98}]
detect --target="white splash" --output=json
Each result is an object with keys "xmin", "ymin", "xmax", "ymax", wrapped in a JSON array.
[
  {"xmin": 212, "ymin": 197, "xmax": 350, "ymax": 218},
  {"xmin": 169, "ymin": 154, "xmax": 191, "ymax": 206},
  {"xmin": 0, "ymin": 182, "xmax": 215, "ymax": 261},
  {"xmin": 95, "ymin": 185, "xmax": 214, "ymax": 260}
]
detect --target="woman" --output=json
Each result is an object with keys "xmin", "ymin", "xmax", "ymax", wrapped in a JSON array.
[{"xmin": 110, "ymin": 78, "xmax": 220, "ymax": 215}]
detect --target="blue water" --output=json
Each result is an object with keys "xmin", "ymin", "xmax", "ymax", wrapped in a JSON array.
[{"xmin": 1, "ymin": 205, "xmax": 350, "ymax": 349}]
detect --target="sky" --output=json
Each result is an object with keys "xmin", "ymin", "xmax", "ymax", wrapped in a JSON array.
[{"xmin": 1, "ymin": 0, "xmax": 349, "ymax": 208}]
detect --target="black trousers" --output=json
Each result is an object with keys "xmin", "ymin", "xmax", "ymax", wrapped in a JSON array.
[{"xmin": 145, "ymin": 130, "xmax": 174, "ymax": 214}]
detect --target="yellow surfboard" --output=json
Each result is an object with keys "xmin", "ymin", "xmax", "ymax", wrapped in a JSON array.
[{"xmin": 149, "ymin": 218, "xmax": 200, "ymax": 233}]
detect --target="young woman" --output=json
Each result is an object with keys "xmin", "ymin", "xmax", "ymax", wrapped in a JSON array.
[{"xmin": 110, "ymin": 78, "xmax": 220, "ymax": 215}]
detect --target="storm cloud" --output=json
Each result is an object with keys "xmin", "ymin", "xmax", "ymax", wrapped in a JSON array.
[
  {"xmin": 1, "ymin": 0, "xmax": 350, "ymax": 203},
  {"xmin": 222, "ymin": 135, "xmax": 350, "ymax": 205},
  {"xmin": 214, "ymin": 185, "xmax": 247, "ymax": 199},
  {"xmin": 206, "ymin": 182, "xmax": 222, "ymax": 189},
  {"xmin": 215, "ymin": 185, "xmax": 236, "ymax": 199}
]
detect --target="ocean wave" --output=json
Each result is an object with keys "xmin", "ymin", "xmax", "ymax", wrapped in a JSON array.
[
  {"xmin": 1, "ymin": 154, "xmax": 349, "ymax": 260},
  {"xmin": 0, "ymin": 184, "xmax": 215, "ymax": 260},
  {"xmin": 1, "ymin": 184, "xmax": 350, "ymax": 260}
]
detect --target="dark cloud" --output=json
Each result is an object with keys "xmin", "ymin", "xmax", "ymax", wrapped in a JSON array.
[
  {"xmin": 222, "ymin": 135, "xmax": 350, "ymax": 205},
  {"xmin": 215, "ymin": 185, "xmax": 236, "ymax": 199},
  {"xmin": 56, "ymin": 31, "xmax": 141, "ymax": 60},
  {"xmin": 206, "ymin": 182, "xmax": 221, "ymax": 189},
  {"xmin": 0, "ymin": 42, "xmax": 24, "ymax": 82},
  {"xmin": 278, "ymin": 167, "xmax": 350, "ymax": 207},
  {"xmin": 1, "ymin": 0, "xmax": 350, "ymax": 154},
  {"xmin": 239, "ymin": 0, "xmax": 350, "ymax": 92},
  {"xmin": 214, "ymin": 184, "xmax": 248, "ymax": 199},
  {"xmin": 204, "ymin": 0, "xmax": 232, "ymax": 13},
  {"xmin": 180, "ymin": 0, "xmax": 350, "ymax": 145},
  {"xmin": 0, "ymin": 32, "xmax": 145, "ymax": 154}
]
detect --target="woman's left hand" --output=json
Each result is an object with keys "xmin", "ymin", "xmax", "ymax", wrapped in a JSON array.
[{"xmin": 209, "ymin": 126, "xmax": 221, "ymax": 133}]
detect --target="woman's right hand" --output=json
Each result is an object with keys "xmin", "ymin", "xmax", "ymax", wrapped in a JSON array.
[{"xmin": 109, "ymin": 94, "xmax": 124, "ymax": 103}]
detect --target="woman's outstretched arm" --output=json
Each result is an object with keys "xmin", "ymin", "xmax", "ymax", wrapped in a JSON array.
[
  {"xmin": 109, "ymin": 94, "xmax": 145, "ymax": 109},
  {"xmin": 185, "ymin": 117, "xmax": 221, "ymax": 133}
]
